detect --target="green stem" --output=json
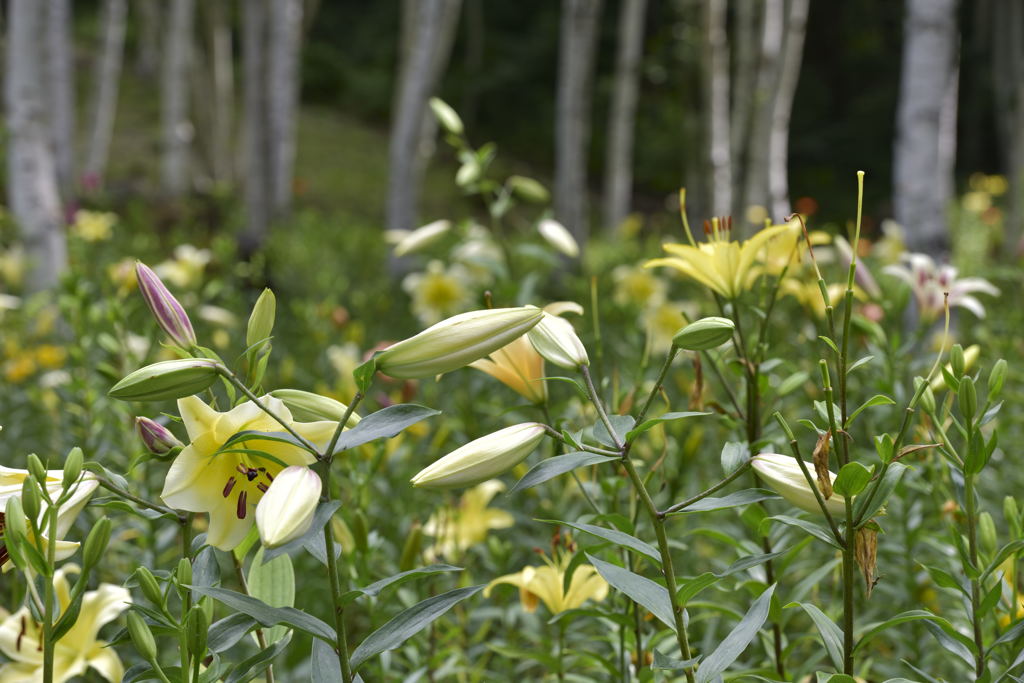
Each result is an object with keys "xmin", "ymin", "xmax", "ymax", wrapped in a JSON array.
[
  {"xmin": 557, "ymin": 621, "xmax": 566, "ymax": 682},
  {"xmin": 634, "ymin": 347, "xmax": 680, "ymax": 428},
  {"xmin": 219, "ymin": 368, "xmax": 320, "ymax": 454},
  {"xmin": 97, "ymin": 476, "xmax": 185, "ymax": 522},
  {"xmin": 842, "ymin": 498, "xmax": 855, "ymax": 674},
  {"xmin": 42, "ymin": 504, "xmax": 58, "ymax": 683},
  {"xmin": 964, "ymin": 474, "xmax": 986, "ymax": 678},
  {"xmin": 660, "ymin": 462, "xmax": 752, "ymax": 517},
  {"xmin": 581, "ymin": 365, "xmax": 623, "ymax": 451}
]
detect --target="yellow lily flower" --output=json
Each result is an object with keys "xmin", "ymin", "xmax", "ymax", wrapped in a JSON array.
[
  {"xmin": 0, "ymin": 467, "xmax": 98, "ymax": 568},
  {"xmin": 0, "ymin": 564, "xmax": 130, "ymax": 682},
  {"xmin": 646, "ymin": 217, "xmax": 801, "ymax": 298},
  {"xmin": 423, "ymin": 480, "xmax": 514, "ymax": 559},
  {"xmin": 469, "ymin": 334, "xmax": 547, "ymax": 404},
  {"xmin": 160, "ymin": 395, "xmax": 338, "ymax": 550},
  {"xmin": 484, "ymin": 553, "xmax": 609, "ymax": 614}
]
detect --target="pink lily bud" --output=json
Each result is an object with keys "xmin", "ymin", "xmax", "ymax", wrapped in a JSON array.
[
  {"xmin": 135, "ymin": 417, "xmax": 184, "ymax": 455},
  {"xmin": 135, "ymin": 261, "xmax": 197, "ymax": 348}
]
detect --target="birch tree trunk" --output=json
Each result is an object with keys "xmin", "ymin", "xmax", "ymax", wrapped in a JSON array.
[
  {"xmin": 268, "ymin": 0, "xmax": 303, "ymax": 215},
  {"xmin": 767, "ymin": 0, "xmax": 808, "ymax": 222},
  {"xmin": 240, "ymin": 0, "xmax": 272, "ymax": 254},
  {"xmin": 704, "ymin": 0, "xmax": 731, "ymax": 218},
  {"xmin": 742, "ymin": 0, "xmax": 783, "ymax": 224},
  {"xmin": 6, "ymin": 0, "xmax": 67, "ymax": 291},
  {"xmin": 602, "ymin": 0, "xmax": 647, "ymax": 232},
  {"xmin": 386, "ymin": 0, "xmax": 450, "ymax": 232},
  {"xmin": 730, "ymin": 0, "xmax": 760, "ymax": 220},
  {"xmin": 893, "ymin": 0, "xmax": 958, "ymax": 255},
  {"xmin": 84, "ymin": 0, "xmax": 127, "ymax": 189},
  {"xmin": 991, "ymin": 0, "xmax": 1024, "ymax": 251},
  {"xmin": 208, "ymin": 0, "xmax": 234, "ymax": 186},
  {"xmin": 555, "ymin": 0, "xmax": 603, "ymax": 242},
  {"xmin": 45, "ymin": 0, "xmax": 75, "ymax": 196},
  {"xmin": 161, "ymin": 0, "xmax": 195, "ymax": 197}
]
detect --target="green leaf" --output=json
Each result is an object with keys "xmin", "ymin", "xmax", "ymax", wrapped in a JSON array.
[
  {"xmin": 767, "ymin": 515, "xmax": 841, "ymax": 548},
  {"xmin": 818, "ymin": 336, "xmax": 840, "ymax": 355},
  {"xmin": 853, "ymin": 462, "xmax": 908, "ymax": 522},
  {"xmin": 787, "ymin": 602, "xmax": 843, "ymax": 671},
  {"xmin": 538, "ymin": 519, "xmax": 660, "ymax": 564},
  {"xmin": 349, "ymin": 585, "xmax": 483, "ymax": 670},
  {"xmin": 677, "ymin": 573, "xmax": 719, "ymax": 605},
  {"xmin": 593, "ymin": 415, "xmax": 635, "ymax": 448},
  {"xmin": 626, "ymin": 411, "xmax": 709, "ymax": 441},
  {"xmin": 353, "ymin": 357, "xmax": 377, "ymax": 393},
  {"xmin": 586, "ymin": 554, "xmax": 675, "ymax": 630},
  {"xmin": 982, "ymin": 540, "xmax": 1024, "ymax": 580},
  {"xmin": 224, "ymin": 633, "xmax": 291, "ymax": 683},
  {"xmin": 329, "ymin": 404, "xmax": 440, "ymax": 454},
  {"xmin": 248, "ymin": 548, "xmax": 295, "ymax": 645},
  {"xmin": 311, "ymin": 639, "xmax": 342, "ymax": 683},
  {"xmin": 188, "ymin": 585, "xmax": 335, "ymax": 643},
  {"xmin": 652, "ymin": 651, "xmax": 700, "ymax": 671},
  {"xmin": 508, "ymin": 452, "xmax": 619, "ymax": 494},
  {"xmin": 846, "ymin": 394, "xmax": 896, "ymax": 426},
  {"xmin": 833, "ymin": 462, "xmax": 873, "ymax": 497},
  {"xmin": 694, "ymin": 584, "xmax": 776, "ymax": 683},
  {"xmin": 340, "ymin": 565, "xmax": 463, "ymax": 605},
  {"xmin": 922, "ymin": 620, "xmax": 975, "ymax": 667},
  {"xmin": 854, "ymin": 610, "xmax": 941, "ymax": 653},
  {"xmin": 714, "ymin": 551, "xmax": 788, "ymax": 578},
  {"xmin": 720, "ymin": 442, "xmax": 750, "ymax": 476},
  {"xmin": 919, "ymin": 563, "xmax": 968, "ymax": 595},
  {"xmin": 208, "ymin": 614, "xmax": 258, "ymax": 653},
  {"xmin": 817, "ymin": 675, "xmax": 857, "ymax": 683},
  {"xmin": 846, "ymin": 355, "xmax": 875, "ymax": 374},
  {"xmin": 777, "ymin": 371, "xmax": 810, "ymax": 397},
  {"xmin": 669, "ymin": 489, "xmax": 779, "ymax": 515}
]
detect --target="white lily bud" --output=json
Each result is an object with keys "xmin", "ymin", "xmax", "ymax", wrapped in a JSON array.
[
  {"xmin": 537, "ymin": 219, "xmax": 580, "ymax": 258},
  {"xmin": 411, "ymin": 423, "xmax": 547, "ymax": 489},
  {"xmin": 393, "ymin": 219, "xmax": 451, "ymax": 257},
  {"xmin": 255, "ymin": 466, "xmax": 322, "ymax": 548},
  {"xmin": 751, "ymin": 453, "xmax": 846, "ymax": 516},
  {"xmin": 527, "ymin": 311, "xmax": 589, "ymax": 369},
  {"xmin": 376, "ymin": 307, "xmax": 544, "ymax": 379}
]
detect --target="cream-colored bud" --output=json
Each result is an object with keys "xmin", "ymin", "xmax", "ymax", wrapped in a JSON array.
[
  {"xmin": 411, "ymin": 423, "xmax": 547, "ymax": 489},
  {"xmin": 246, "ymin": 288, "xmax": 277, "ymax": 349},
  {"xmin": 255, "ymin": 466, "xmax": 322, "ymax": 548},
  {"xmin": 527, "ymin": 311, "xmax": 589, "ymax": 369},
  {"xmin": 109, "ymin": 359, "xmax": 221, "ymax": 402},
  {"xmin": 672, "ymin": 317, "xmax": 735, "ymax": 350},
  {"xmin": 393, "ymin": 219, "xmax": 451, "ymax": 257},
  {"xmin": 751, "ymin": 453, "xmax": 846, "ymax": 516},
  {"xmin": 376, "ymin": 307, "xmax": 544, "ymax": 379},
  {"xmin": 537, "ymin": 219, "xmax": 580, "ymax": 258}
]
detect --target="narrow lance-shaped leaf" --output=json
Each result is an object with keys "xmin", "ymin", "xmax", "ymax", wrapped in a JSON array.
[{"xmin": 694, "ymin": 584, "xmax": 776, "ymax": 683}]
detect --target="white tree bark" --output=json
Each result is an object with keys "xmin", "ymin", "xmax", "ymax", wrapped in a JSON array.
[
  {"xmin": 161, "ymin": 0, "xmax": 195, "ymax": 197},
  {"xmin": 268, "ymin": 0, "xmax": 303, "ymax": 214},
  {"xmin": 208, "ymin": 0, "xmax": 234, "ymax": 185},
  {"xmin": 767, "ymin": 0, "xmax": 808, "ymax": 222},
  {"xmin": 555, "ymin": 0, "xmax": 603, "ymax": 242},
  {"xmin": 386, "ymin": 0, "xmax": 453, "ymax": 232},
  {"xmin": 705, "ymin": 0, "xmax": 731, "ymax": 217},
  {"xmin": 84, "ymin": 0, "xmax": 127, "ymax": 188},
  {"xmin": 602, "ymin": 0, "xmax": 647, "ymax": 232},
  {"xmin": 45, "ymin": 0, "xmax": 75, "ymax": 195},
  {"xmin": 6, "ymin": 0, "xmax": 67, "ymax": 291},
  {"xmin": 742, "ymin": 0, "xmax": 783, "ymax": 223},
  {"xmin": 730, "ymin": 0, "xmax": 760, "ymax": 220},
  {"xmin": 241, "ymin": 0, "xmax": 271, "ymax": 253},
  {"xmin": 893, "ymin": 0, "xmax": 958, "ymax": 254}
]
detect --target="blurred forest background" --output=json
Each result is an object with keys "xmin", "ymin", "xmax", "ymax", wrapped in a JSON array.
[{"xmin": 1, "ymin": 0, "xmax": 1021, "ymax": 295}]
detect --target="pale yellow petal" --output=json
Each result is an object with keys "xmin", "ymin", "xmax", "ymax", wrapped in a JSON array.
[{"xmin": 178, "ymin": 395, "xmax": 221, "ymax": 442}]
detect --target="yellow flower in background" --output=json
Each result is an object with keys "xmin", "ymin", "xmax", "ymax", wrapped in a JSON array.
[
  {"xmin": 70, "ymin": 210, "xmax": 117, "ymax": 242},
  {"xmin": 155, "ymin": 244, "xmax": 211, "ymax": 289},
  {"xmin": 470, "ymin": 334, "xmax": 547, "ymax": 404},
  {"xmin": 107, "ymin": 257, "xmax": 138, "ymax": 291},
  {"xmin": 646, "ymin": 218, "xmax": 799, "ymax": 298},
  {"xmin": 642, "ymin": 302, "xmax": 690, "ymax": 353},
  {"xmin": 423, "ymin": 480, "xmax": 514, "ymax": 559},
  {"xmin": 3, "ymin": 353, "xmax": 36, "ymax": 384},
  {"xmin": 485, "ymin": 553, "xmax": 609, "ymax": 614},
  {"xmin": 161, "ymin": 395, "xmax": 338, "ymax": 550},
  {"xmin": 612, "ymin": 264, "xmax": 667, "ymax": 308},
  {"xmin": 781, "ymin": 279, "xmax": 863, "ymax": 320},
  {"xmin": 34, "ymin": 345, "xmax": 67, "ymax": 369},
  {"xmin": 0, "ymin": 565, "xmax": 130, "ymax": 682},
  {"xmin": 402, "ymin": 260, "xmax": 475, "ymax": 325},
  {"xmin": 0, "ymin": 245, "xmax": 25, "ymax": 288}
]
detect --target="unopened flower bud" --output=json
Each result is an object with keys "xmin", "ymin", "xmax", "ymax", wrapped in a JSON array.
[
  {"xmin": 255, "ymin": 466, "xmax": 321, "ymax": 548},
  {"xmin": 135, "ymin": 261, "xmax": 197, "ymax": 348},
  {"xmin": 429, "ymin": 97, "xmax": 464, "ymax": 135},
  {"xmin": 62, "ymin": 447, "xmax": 83, "ymax": 490},
  {"xmin": 751, "ymin": 453, "xmax": 846, "ymax": 516},
  {"xmin": 26, "ymin": 454, "xmax": 47, "ymax": 489},
  {"xmin": 393, "ymin": 220, "xmax": 451, "ymax": 257},
  {"xmin": 126, "ymin": 611, "xmax": 159, "ymax": 662},
  {"xmin": 958, "ymin": 375, "xmax": 977, "ymax": 425},
  {"xmin": 185, "ymin": 604, "xmax": 210, "ymax": 658},
  {"xmin": 176, "ymin": 557, "xmax": 192, "ymax": 587},
  {"xmin": 82, "ymin": 517, "xmax": 111, "ymax": 569},
  {"xmin": 351, "ymin": 509, "xmax": 369, "ymax": 554},
  {"xmin": 135, "ymin": 417, "xmax": 184, "ymax": 455},
  {"xmin": 20, "ymin": 477, "xmax": 41, "ymax": 522},
  {"xmin": 1005, "ymin": 496, "xmax": 1021, "ymax": 538},
  {"xmin": 527, "ymin": 311, "xmax": 589, "ymax": 369},
  {"xmin": 537, "ymin": 219, "xmax": 580, "ymax": 258},
  {"xmin": 135, "ymin": 567, "xmax": 165, "ymax": 606},
  {"xmin": 246, "ymin": 288, "xmax": 276, "ymax": 350},
  {"xmin": 376, "ymin": 307, "xmax": 544, "ymax": 379},
  {"xmin": 411, "ymin": 422, "xmax": 547, "ymax": 489},
  {"xmin": 109, "ymin": 359, "xmax": 221, "ymax": 402},
  {"xmin": 914, "ymin": 377, "xmax": 936, "ymax": 414},
  {"xmin": 269, "ymin": 389, "xmax": 360, "ymax": 425},
  {"xmin": 978, "ymin": 511, "xmax": 997, "ymax": 556},
  {"xmin": 987, "ymin": 358, "xmax": 1007, "ymax": 403},
  {"xmin": 672, "ymin": 317, "xmax": 735, "ymax": 351},
  {"xmin": 399, "ymin": 523, "xmax": 423, "ymax": 571},
  {"xmin": 951, "ymin": 344, "xmax": 966, "ymax": 378}
]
